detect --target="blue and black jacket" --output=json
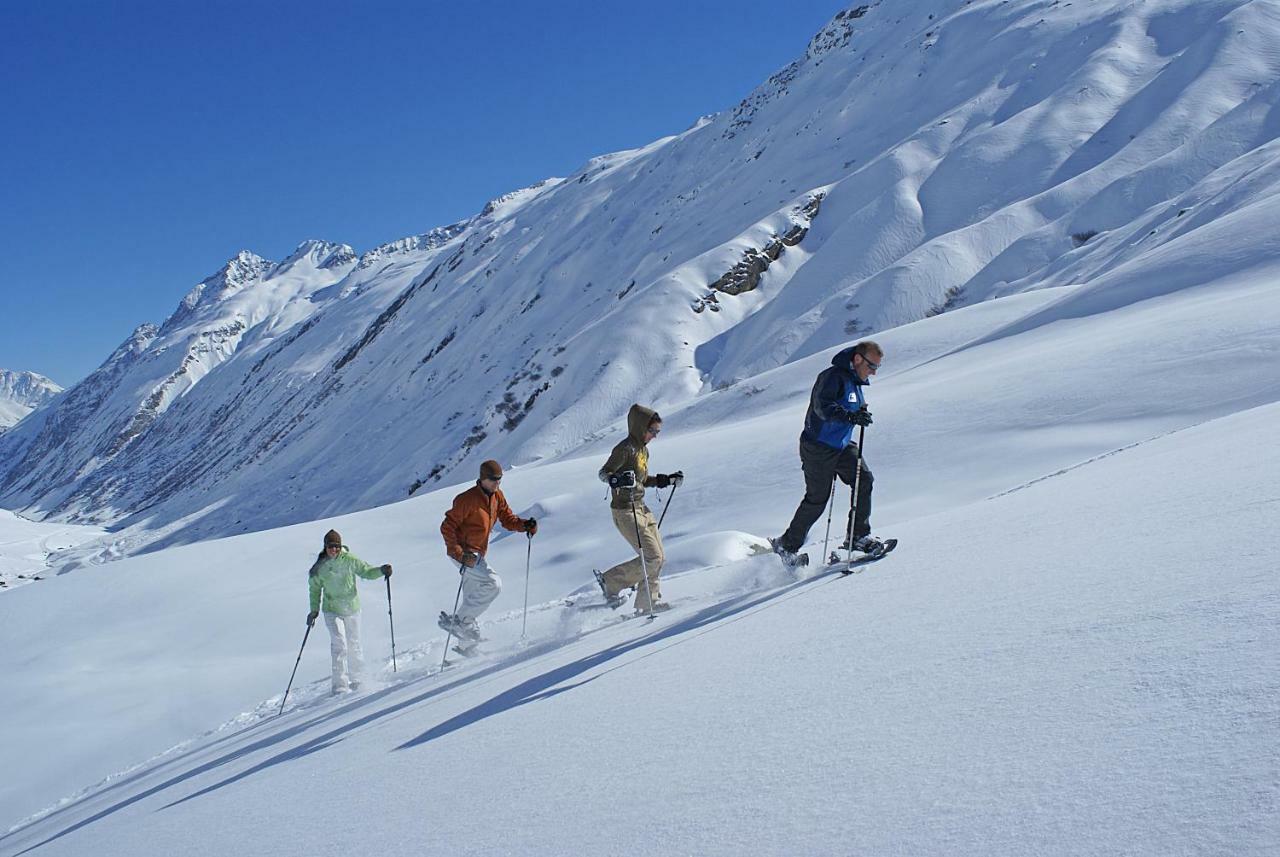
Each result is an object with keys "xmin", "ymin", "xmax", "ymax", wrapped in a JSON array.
[{"xmin": 800, "ymin": 346, "xmax": 868, "ymax": 450}]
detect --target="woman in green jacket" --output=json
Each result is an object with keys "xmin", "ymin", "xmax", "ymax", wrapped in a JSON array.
[{"xmin": 306, "ymin": 529, "xmax": 392, "ymax": 693}]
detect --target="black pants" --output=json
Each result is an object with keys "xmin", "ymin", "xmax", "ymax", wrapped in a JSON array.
[{"xmin": 780, "ymin": 439, "xmax": 873, "ymax": 553}]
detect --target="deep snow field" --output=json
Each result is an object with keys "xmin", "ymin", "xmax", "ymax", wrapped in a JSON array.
[{"xmin": 2, "ymin": 264, "xmax": 1277, "ymax": 855}]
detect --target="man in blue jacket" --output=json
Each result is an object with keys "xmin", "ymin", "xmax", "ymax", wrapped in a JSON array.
[{"xmin": 772, "ymin": 341, "xmax": 885, "ymax": 565}]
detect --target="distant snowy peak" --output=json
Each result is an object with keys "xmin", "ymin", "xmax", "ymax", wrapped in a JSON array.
[
  {"xmin": 354, "ymin": 181, "xmax": 565, "ymax": 272},
  {"xmin": 0, "ymin": 370, "xmax": 62, "ymax": 407},
  {"xmin": 806, "ymin": 2, "xmax": 873, "ymax": 60},
  {"xmin": 725, "ymin": 2, "xmax": 876, "ymax": 139},
  {"xmin": 0, "ymin": 371, "xmax": 62, "ymax": 429},
  {"xmin": 170, "ymin": 251, "xmax": 274, "ymax": 327},
  {"xmin": 478, "ymin": 179, "xmax": 563, "ymax": 220},
  {"xmin": 107, "ymin": 324, "xmax": 159, "ymax": 367},
  {"xmin": 357, "ymin": 224, "xmax": 469, "ymax": 269},
  {"xmin": 276, "ymin": 240, "xmax": 357, "ymax": 274}
]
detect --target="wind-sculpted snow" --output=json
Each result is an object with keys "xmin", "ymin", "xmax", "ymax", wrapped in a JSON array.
[{"xmin": 1, "ymin": 0, "xmax": 1278, "ymax": 556}]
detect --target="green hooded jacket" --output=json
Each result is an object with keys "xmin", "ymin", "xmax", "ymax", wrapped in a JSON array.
[{"xmin": 308, "ymin": 548, "xmax": 383, "ymax": 616}]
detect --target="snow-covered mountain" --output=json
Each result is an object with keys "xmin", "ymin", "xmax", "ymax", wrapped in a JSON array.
[
  {"xmin": 2, "ymin": 0, "xmax": 1278, "ymax": 560},
  {"xmin": 0, "ymin": 370, "xmax": 61, "ymax": 431}
]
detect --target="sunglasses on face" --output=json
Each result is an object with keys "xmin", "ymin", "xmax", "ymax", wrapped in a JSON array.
[
  {"xmin": 325, "ymin": 543, "xmax": 341, "ymax": 550},
  {"xmin": 647, "ymin": 426, "xmax": 661, "ymax": 435},
  {"xmin": 484, "ymin": 475, "xmax": 502, "ymax": 482}
]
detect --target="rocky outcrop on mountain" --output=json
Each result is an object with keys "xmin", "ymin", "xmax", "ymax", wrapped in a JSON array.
[{"xmin": 700, "ymin": 194, "xmax": 825, "ymax": 301}]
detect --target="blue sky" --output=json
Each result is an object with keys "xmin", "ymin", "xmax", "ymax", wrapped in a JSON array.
[{"xmin": 0, "ymin": 0, "xmax": 843, "ymax": 387}]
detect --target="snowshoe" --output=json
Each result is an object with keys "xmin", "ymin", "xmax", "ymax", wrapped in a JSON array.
[
  {"xmin": 769, "ymin": 537, "xmax": 809, "ymax": 569},
  {"xmin": 437, "ymin": 611, "xmax": 481, "ymax": 641},
  {"xmin": 594, "ymin": 570, "xmax": 627, "ymax": 609},
  {"xmin": 840, "ymin": 535, "xmax": 887, "ymax": 554},
  {"xmin": 635, "ymin": 601, "xmax": 672, "ymax": 616},
  {"xmin": 838, "ymin": 538, "xmax": 898, "ymax": 573}
]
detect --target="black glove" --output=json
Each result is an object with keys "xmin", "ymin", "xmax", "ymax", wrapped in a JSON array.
[
  {"xmin": 653, "ymin": 473, "xmax": 671, "ymax": 489},
  {"xmin": 523, "ymin": 517, "xmax": 538, "ymax": 535},
  {"xmin": 845, "ymin": 407, "xmax": 872, "ymax": 427},
  {"xmin": 306, "ymin": 611, "xmax": 318, "ymax": 627},
  {"xmin": 670, "ymin": 470, "xmax": 684, "ymax": 487},
  {"xmin": 608, "ymin": 470, "xmax": 637, "ymax": 489},
  {"xmin": 462, "ymin": 551, "xmax": 479, "ymax": 568},
  {"xmin": 381, "ymin": 564, "xmax": 392, "ymax": 578}
]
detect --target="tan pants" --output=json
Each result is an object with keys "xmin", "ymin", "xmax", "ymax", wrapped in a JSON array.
[{"xmin": 602, "ymin": 505, "xmax": 665, "ymax": 610}]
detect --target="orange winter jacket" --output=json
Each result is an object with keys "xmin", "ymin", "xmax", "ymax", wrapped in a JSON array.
[{"xmin": 441, "ymin": 483, "xmax": 527, "ymax": 563}]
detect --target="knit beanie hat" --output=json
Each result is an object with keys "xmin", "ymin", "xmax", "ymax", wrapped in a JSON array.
[
  {"xmin": 323, "ymin": 529, "xmax": 343, "ymax": 547},
  {"xmin": 480, "ymin": 460, "xmax": 503, "ymax": 480}
]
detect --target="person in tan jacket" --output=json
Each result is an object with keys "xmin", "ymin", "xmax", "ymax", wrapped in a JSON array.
[
  {"xmin": 438, "ymin": 459, "xmax": 536, "ymax": 646},
  {"xmin": 594, "ymin": 404, "xmax": 683, "ymax": 614}
]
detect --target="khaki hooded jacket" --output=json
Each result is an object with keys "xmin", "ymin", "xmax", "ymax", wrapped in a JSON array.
[{"xmin": 598, "ymin": 403, "xmax": 664, "ymax": 511}]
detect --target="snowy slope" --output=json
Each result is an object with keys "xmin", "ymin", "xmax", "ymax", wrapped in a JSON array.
[
  {"xmin": 0, "ymin": 371, "xmax": 60, "ymax": 430},
  {"xmin": 2, "ymin": 0, "xmax": 1279, "ymax": 556},
  {"xmin": 0, "ymin": 510, "xmax": 104, "ymax": 591},
  {"xmin": 2, "ymin": 255, "xmax": 1278, "ymax": 852}
]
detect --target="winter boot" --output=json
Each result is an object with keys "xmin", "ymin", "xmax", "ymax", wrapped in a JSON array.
[
  {"xmin": 769, "ymin": 537, "xmax": 808, "ymax": 569},
  {"xmin": 849, "ymin": 535, "xmax": 885, "ymax": 555},
  {"xmin": 594, "ymin": 569, "xmax": 627, "ymax": 609}
]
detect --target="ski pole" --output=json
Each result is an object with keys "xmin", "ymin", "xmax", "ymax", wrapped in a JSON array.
[
  {"xmin": 630, "ymin": 496, "xmax": 657, "ymax": 618},
  {"xmin": 278, "ymin": 621, "xmax": 313, "ymax": 716},
  {"xmin": 385, "ymin": 574, "xmax": 397, "ymax": 673},
  {"xmin": 656, "ymin": 482, "xmax": 679, "ymax": 531},
  {"xmin": 521, "ymin": 532, "xmax": 532, "ymax": 639},
  {"xmin": 441, "ymin": 563, "xmax": 466, "ymax": 670},
  {"xmin": 846, "ymin": 423, "xmax": 867, "ymax": 565},
  {"xmin": 821, "ymin": 471, "xmax": 837, "ymax": 564}
]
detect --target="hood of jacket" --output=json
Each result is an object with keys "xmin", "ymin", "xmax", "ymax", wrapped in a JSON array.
[
  {"xmin": 830, "ymin": 346, "xmax": 870, "ymax": 386},
  {"xmin": 626, "ymin": 403, "xmax": 659, "ymax": 444}
]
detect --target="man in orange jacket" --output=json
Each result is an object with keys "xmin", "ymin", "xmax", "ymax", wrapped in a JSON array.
[{"xmin": 438, "ymin": 459, "xmax": 536, "ymax": 648}]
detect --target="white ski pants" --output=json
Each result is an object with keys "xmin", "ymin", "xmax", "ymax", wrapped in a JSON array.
[
  {"xmin": 458, "ymin": 555, "xmax": 502, "ymax": 622},
  {"xmin": 323, "ymin": 612, "xmax": 363, "ymax": 691}
]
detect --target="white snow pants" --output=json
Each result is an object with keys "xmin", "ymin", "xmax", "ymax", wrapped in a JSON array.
[
  {"xmin": 323, "ymin": 612, "xmax": 363, "ymax": 692},
  {"xmin": 457, "ymin": 555, "xmax": 502, "ymax": 622}
]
